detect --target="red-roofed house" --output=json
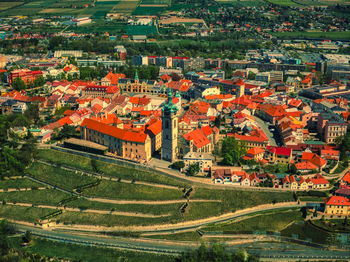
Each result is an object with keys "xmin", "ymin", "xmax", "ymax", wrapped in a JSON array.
[
  {"xmin": 243, "ymin": 147, "xmax": 265, "ymax": 162},
  {"xmin": 182, "ymin": 128, "xmax": 211, "ymax": 155},
  {"xmin": 82, "ymin": 84, "xmax": 120, "ymax": 99},
  {"xmin": 300, "ymin": 152, "xmax": 327, "ymax": 171},
  {"xmin": 320, "ymin": 149, "xmax": 340, "ymax": 160},
  {"xmin": 325, "ymin": 196, "xmax": 350, "ymax": 216},
  {"xmin": 145, "ymin": 119, "xmax": 162, "ymax": 154},
  {"xmin": 341, "ymin": 172, "xmax": 350, "ymax": 186},
  {"xmin": 265, "ymin": 146, "xmax": 292, "ymax": 164}
]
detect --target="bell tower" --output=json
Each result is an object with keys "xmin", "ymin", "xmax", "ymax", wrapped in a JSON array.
[{"xmin": 161, "ymin": 88, "xmax": 178, "ymax": 162}]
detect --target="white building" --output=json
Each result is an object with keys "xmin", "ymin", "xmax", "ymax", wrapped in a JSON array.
[{"xmin": 183, "ymin": 152, "xmax": 213, "ymax": 173}]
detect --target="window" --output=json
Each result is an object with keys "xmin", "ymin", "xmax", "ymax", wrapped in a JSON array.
[{"xmin": 174, "ymin": 119, "xmax": 176, "ymax": 128}]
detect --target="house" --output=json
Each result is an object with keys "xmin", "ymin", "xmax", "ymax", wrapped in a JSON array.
[
  {"xmin": 242, "ymin": 147, "xmax": 265, "ymax": 162},
  {"xmin": 295, "ymin": 161, "xmax": 318, "ymax": 173},
  {"xmin": 82, "ymin": 84, "xmax": 120, "ymax": 99},
  {"xmin": 181, "ymin": 127, "xmax": 212, "ymax": 155},
  {"xmin": 300, "ymin": 152, "xmax": 327, "ymax": 171},
  {"xmin": 310, "ymin": 174, "xmax": 330, "ymax": 189},
  {"xmin": 213, "ymin": 169, "xmax": 232, "ymax": 184},
  {"xmin": 320, "ymin": 149, "xmax": 340, "ymax": 160},
  {"xmin": 335, "ymin": 185, "xmax": 350, "ymax": 199},
  {"xmin": 183, "ymin": 152, "xmax": 213, "ymax": 174},
  {"xmin": 144, "ymin": 118, "xmax": 162, "ymax": 154},
  {"xmin": 340, "ymin": 171, "xmax": 350, "ymax": 186},
  {"xmin": 101, "ymin": 71, "xmax": 125, "ymax": 86},
  {"xmin": 325, "ymin": 196, "xmax": 350, "ymax": 216},
  {"xmin": 265, "ymin": 146, "xmax": 292, "ymax": 164}
]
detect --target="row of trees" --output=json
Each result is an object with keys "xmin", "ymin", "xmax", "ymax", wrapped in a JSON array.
[{"xmin": 177, "ymin": 243, "xmax": 259, "ymax": 262}]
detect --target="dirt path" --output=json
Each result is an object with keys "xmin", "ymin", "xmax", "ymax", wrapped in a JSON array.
[
  {"xmin": 5, "ymin": 202, "xmax": 169, "ymax": 218},
  {"xmin": 87, "ymin": 198, "xmax": 221, "ymax": 205},
  {"xmin": 0, "ymin": 187, "xmax": 47, "ymax": 193}
]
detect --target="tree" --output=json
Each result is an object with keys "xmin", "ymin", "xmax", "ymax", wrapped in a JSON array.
[
  {"xmin": 186, "ymin": 163, "xmax": 200, "ymax": 176},
  {"xmin": 170, "ymin": 72, "xmax": 181, "ymax": 81},
  {"xmin": 289, "ymin": 163, "xmax": 297, "ymax": 174},
  {"xmin": 248, "ymin": 71, "xmax": 256, "ymax": 80},
  {"xmin": 55, "ymin": 124, "xmax": 77, "ymax": 140},
  {"xmin": 176, "ymin": 243, "xmax": 259, "ymax": 262},
  {"xmin": 221, "ymin": 137, "xmax": 246, "ymax": 166},
  {"xmin": 33, "ymin": 75, "xmax": 45, "ymax": 87},
  {"xmin": 170, "ymin": 161, "xmax": 185, "ymax": 171},
  {"xmin": 22, "ymin": 230, "xmax": 32, "ymax": 243},
  {"xmin": 24, "ymin": 103, "xmax": 40, "ymax": 124},
  {"xmin": 12, "ymin": 77, "xmax": 26, "ymax": 91}
]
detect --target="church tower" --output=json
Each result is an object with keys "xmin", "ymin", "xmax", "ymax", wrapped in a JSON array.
[{"xmin": 161, "ymin": 88, "xmax": 178, "ymax": 162}]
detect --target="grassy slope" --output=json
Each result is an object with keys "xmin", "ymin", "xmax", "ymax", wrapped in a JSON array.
[
  {"xmin": 37, "ymin": 149, "xmax": 186, "ymax": 187},
  {"xmin": 202, "ymin": 209, "xmax": 303, "ymax": 233},
  {"xmin": 0, "ymin": 179, "xmax": 41, "ymax": 190},
  {"xmin": 27, "ymin": 238, "xmax": 174, "ymax": 262}
]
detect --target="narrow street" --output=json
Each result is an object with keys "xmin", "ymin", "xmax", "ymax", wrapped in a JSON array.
[{"xmin": 253, "ymin": 116, "xmax": 278, "ymax": 147}]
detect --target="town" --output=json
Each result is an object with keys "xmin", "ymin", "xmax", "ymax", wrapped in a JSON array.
[{"xmin": 0, "ymin": 0, "xmax": 350, "ymax": 261}]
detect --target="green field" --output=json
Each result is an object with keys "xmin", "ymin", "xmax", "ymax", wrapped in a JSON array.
[
  {"xmin": 0, "ymin": 205, "xmax": 53, "ymax": 223},
  {"xmin": 0, "ymin": 189, "xmax": 69, "ymax": 206},
  {"xmin": 0, "ymin": 178, "xmax": 41, "ymax": 190}
]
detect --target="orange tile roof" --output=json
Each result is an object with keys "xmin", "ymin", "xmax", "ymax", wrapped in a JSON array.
[
  {"xmin": 183, "ymin": 128, "xmax": 210, "ymax": 149},
  {"xmin": 325, "ymin": 196, "xmax": 350, "ymax": 206},
  {"xmin": 246, "ymin": 147, "xmax": 265, "ymax": 155},
  {"xmin": 81, "ymin": 118, "xmax": 147, "ymax": 143},
  {"xmin": 301, "ymin": 152, "xmax": 327, "ymax": 168},
  {"xmin": 295, "ymin": 161, "xmax": 318, "ymax": 170},
  {"xmin": 342, "ymin": 172, "xmax": 350, "ymax": 184},
  {"xmin": 146, "ymin": 119, "xmax": 162, "ymax": 137}
]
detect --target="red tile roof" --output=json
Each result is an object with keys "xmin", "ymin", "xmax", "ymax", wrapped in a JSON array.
[
  {"xmin": 81, "ymin": 118, "xmax": 147, "ymax": 143},
  {"xmin": 183, "ymin": 128, "xmax": 210, "ymax": 149},
  {"xmin": 266, "ymin": 146, "xmax": 292, "ymax": 156},
  {"xmin": 342, "ymin": 172, "xmax": 350, "ymax": 184},
  {"xmin": 301, "ymin": 152, "xmax": 327, "ymax": 168},
  {"xmin": 325, "ymin": 196, "xmax": 350, "ymax": 206}
]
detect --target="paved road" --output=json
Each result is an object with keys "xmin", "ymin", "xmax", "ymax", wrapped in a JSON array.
[{"xmin": 253, "ymin": 116, "xmax": 278, "ymax": 146}]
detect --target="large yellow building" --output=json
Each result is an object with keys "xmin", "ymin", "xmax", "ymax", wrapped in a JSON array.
[{"xmin": 325, "ymin": 196, "xmax": 350, "ymax": 216}]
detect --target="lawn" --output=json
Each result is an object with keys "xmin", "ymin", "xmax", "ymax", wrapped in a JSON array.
[
  {"xmin": 27, "ymin": 238, "xmax": 174, "ymax": 262},
  {"xmin": 112, "ymin": 0, "xmax": 139, "ymax": 14},
  {"xmin": 67, "ymin": 198, "xmax": 183, "ymax": 215},
  {"xmin": 27, "ymin": 161, "xmax": 97, "ymax": 191},
  {"xmin": 36, "ymin": 149, "xmax": 187, "ymax": 187},
  {"xmin": 0, "ymin": 189, "xmax": 70, "ymax": 206},
  {"xmin": 54, "ymin": 210, "xmax": 175, "ymax": 226},
  {"xmin": 202, "ymin": 208, "xmax": 303, "ymax": 233},
  {"xmin": 265, "ymin": 0, "xmax": 303, "ymax": 7},
  {"xmin": 0, "ymin": 205, "xmax": 53, "ymax": 223},
  {"xmin": 82, "ymin": 180, "xmax": 183, "ymax": 200},
  {"xmin": 0, "ymin": 178, "xmax": 41, "ymax": 190}
]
